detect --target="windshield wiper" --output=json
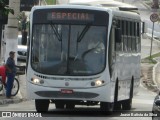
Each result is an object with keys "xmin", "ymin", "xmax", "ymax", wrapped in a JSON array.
[
  {"xmin": 50, "ymin": 24, "xmax": 63, "ymax": 58},
  {"xmin": 50, "ymin": 24, "xmax": 62, "ymax": 41},
  {"xmin": 74, "ymin": 24, "xmax": 91, "ymax": 61},
  {"xmin": 77, "ymin": 24, "xmax": 91, "ymax": 42}
]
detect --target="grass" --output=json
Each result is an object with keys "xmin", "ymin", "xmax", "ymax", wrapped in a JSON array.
[
  {"xmin": 150, "ymin": 52, "xmax": 160, "ymax": 58},
  {"xmin": 141, "ymin": 52, "xmax": 160, "ymax": 64},
  {"xmin": 46, "ymin": 0, "xmax": 56, "ymax": 5}
]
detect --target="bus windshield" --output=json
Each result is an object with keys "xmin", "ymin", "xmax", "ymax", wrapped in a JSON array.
[{"xmin": 31, "ymin": 24, "xmax": 107, "ymax": 75}]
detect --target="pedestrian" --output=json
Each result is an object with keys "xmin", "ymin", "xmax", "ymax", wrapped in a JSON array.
[
  {"xmin": 5, "ymin": 51, "xmax": 16, "ymax": 98},
  {"xmin": 0, "ymin": 65, "xmax": 7, "ymax": 87}
]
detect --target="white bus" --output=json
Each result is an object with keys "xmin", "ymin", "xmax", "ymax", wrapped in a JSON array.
[{"xmin": 26, "ymin": 0, "xmax": 142, "ymax": 113}]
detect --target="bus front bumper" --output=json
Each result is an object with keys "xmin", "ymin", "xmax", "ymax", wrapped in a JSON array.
[{"xmin": 27, "ymin": 82, "xmax": 114, "ymax": 102}]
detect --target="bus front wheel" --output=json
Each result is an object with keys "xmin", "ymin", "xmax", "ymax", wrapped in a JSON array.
[
  {"xmin": 55, "ymin": 103, "xmax": 65, "ymax": 109},
  {"xmin": 66, "ymin": 103, "xmax": 75, "ymax": 109},
  {"xmin": 122, "ymin": 78, "xmax": 134, "ymax": 110},
  {"xmin": 122, "ymin": 99, "xmax": 132, "ymax": 110},
  {"xmin": 100, "ymin": 102, "xmax": 114, "ymax": 114},
  {"xmin": 35, "ymin": 99, "xmax": 50, "ymax": 112}
]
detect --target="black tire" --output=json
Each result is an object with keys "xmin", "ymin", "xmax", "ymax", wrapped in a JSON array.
[
  {"xmin": 11, "ymin": 78, "xmax": 19, "ymax": 96},
  {"xmin": 114, "ymin": 79, "xmax": 121, "ymax": 110},
  {"xmin": 0, "ymin": 81, "xmax": 3, "ymax": 92},
  {"xmin": 55, "ymin": 102, "xmax": 65, "ymax": 109},
  {"xmin": 114, "ymin": 102, "xmax": 121, "ymax": 111},
  {"xmin": 100, "ymin": 102, "xmax": 114, "ymax": 115},
  {"xmin": 122, "ymin": 99, "xmax": 132, "ymax": 110},
  {"xmin": 66, "ymin": 103, "xmax": 75, "ymax": 109},
  {"xmin": 122, "ymin": 78, "xmax": 134, "ymax": 110},
  {"xmin": 35, "ymin": 99, "xmax": 50, "ymax": 112}
]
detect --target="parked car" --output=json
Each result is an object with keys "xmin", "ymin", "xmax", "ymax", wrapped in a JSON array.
[
  {"xmin": 152, "ymin": 93, "xmax": 160, "ymax": 120},
  {"xmin": 17, "ymin": 35, "xmax": 27, "ymax": 60}
]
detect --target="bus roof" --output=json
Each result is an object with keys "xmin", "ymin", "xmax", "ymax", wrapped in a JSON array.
[
  {"xmin": 31, "ymin": 0, "xmax": 140, "ymax": 20},
  {"xmin": 112, "ymin": 10, "xmax": 141, "ymax": 21},
  {"xmin": 69, "ymin": 0, "xmax": 139, "ymax": 14}
]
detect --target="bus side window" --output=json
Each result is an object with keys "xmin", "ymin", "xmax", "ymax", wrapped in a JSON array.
[
  {"xmin": 127, "ymin": 21, "xmax": 132, "ymax": 52},
  {"xmin": 114, "ymin": 19, "xmax": 122, "ymax": 52},
  {"xmin": 134, "ymin": 22, "xmax": 140, "ymax": 52},
  {"xmin": 131, "ymin": 22, "xmax": 136, "ymax": 52},
  {"xmin": 123, "ymin": 20, "xmax": 127, "ymax": 52},
  {"xmin": 136, "ymin": 22, "xmax": 141, "ymax": 52}
]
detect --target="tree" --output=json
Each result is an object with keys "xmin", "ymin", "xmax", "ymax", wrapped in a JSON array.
[
  {"xmin": 151, "ymin": 0, "xmax": 159, "ymax": 9},
  {"xmin": 17, "ymin": 12, "xmax": 28, "ymax": 45},
  {"xmin": 17, "ymin": 12, "xmax": 26, "ymax": 31},
  {"xmin": 0, "ymin": 0, "xmax": 14, "ymax": 62},
  {"xmin": 0, "ymin": 0, "xmax": 14, "ymax": 24},
  {"xmin": 0, "ymin": 0, "xmax": 14, "ymax": 15}
]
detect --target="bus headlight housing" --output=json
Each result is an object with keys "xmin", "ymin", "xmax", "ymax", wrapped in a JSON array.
[
  {"xmin": 91, "ymin": 80, "xmax": 104, "ymax": 87},
  {"xmin": 31, "ymin": 78, "xmax": 44, "ymax": 85}
]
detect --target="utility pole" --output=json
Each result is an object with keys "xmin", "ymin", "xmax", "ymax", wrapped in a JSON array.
[{"xmin": 4, "ymin": 0, "xmax": 20, "ymax": 64}]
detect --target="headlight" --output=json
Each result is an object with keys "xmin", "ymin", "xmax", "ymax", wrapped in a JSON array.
[
  {"xmin": 95, "ymin": 80, "xmax": 103, "ymax": 86},
  {"xmin": 32, "ymin": 78, "xmax": 40, "ymax": 84},
  {"xmin": 91, "ymin": 80, "xmax": 104, "ymax": 87}
]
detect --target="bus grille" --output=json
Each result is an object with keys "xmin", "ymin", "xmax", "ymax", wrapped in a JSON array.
[{"xmin": 35, "ymin": 91, "xmax": 99, "ymax": 99}]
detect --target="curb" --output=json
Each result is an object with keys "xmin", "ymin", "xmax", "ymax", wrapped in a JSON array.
[
  {"xmin": 152, "ymin": 60, "xmax": 160, "ymax": 90},
  {"xmin": 0, "ymin": 97, "xmax": 23, "ymax": 105},
  {"xmin": 152, "ymin": 60, "xmax": 159, "ymax": 86},
  {"xmin": 0, "ymin": 91, "xmax": 23, "ymax": 105}
]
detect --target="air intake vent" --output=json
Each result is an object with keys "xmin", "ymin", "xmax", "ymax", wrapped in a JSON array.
[{"xmin": 34, "ymin": 73, "xmax": 100, "ymax": 81}]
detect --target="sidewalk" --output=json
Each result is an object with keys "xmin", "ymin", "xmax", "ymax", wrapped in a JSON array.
[
  {"xmin": 0, "ymin": 89, "xmax": 23, "ymax": 105},
  {"xmin": 0, "ymin": 66, "xmax": 26, "ymax": 105},
  {"xmin": 141, "ymin": 34, "xmax": 160, "ymax": 92}
]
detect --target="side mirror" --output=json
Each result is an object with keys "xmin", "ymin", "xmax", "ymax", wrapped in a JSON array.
[
  {"xmin": 155, "ymin": 99, "xmax": 160, "ymax": 106},
  {"xmin": 115, "ymin": 28, "xmax": 122, "ymax": 43}
]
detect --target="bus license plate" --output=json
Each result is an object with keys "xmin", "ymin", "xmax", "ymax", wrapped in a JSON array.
[{"xmin": 61, "ymin": 89, "xmax": 73, "ymax": 94}]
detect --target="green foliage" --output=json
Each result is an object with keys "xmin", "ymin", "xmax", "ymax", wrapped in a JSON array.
[
  {"xmin": 46, "ymin": 0, "xmax": 56, "ymax": 5},
  {"xmin": 17, "ymin": 12, "xmax": 28, "ymax": 31},
  {"xmin": 0, "ymin": 0, "xmax": 14, "ymax": 15},
  {"xmin": 17, "ymin": 12, "xmax": 26, "ymax": 21},
  {"xmin": 141, "ymin": 57, "xmax": 157, "ymax": 64},
  {"xmin": 141, "ymin": 52, "xmax": 160, "ymax": 64},
  {"xmin": 150, "ymin": 52, "xmax": 160, "ymax": 58}
]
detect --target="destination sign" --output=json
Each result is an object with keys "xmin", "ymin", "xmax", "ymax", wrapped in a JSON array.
[
  {"xmin": 33, "ymin": 9, "xmax": 109, "ymax": 26},
  {"xmin": 47, "ymin": 12, "xmax": 94, "ymax": 21}
]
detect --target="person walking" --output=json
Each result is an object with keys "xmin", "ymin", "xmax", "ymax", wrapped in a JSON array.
[{"xmin": 5, "ymin": 51, "xmax": 16, "ymax": 98}]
